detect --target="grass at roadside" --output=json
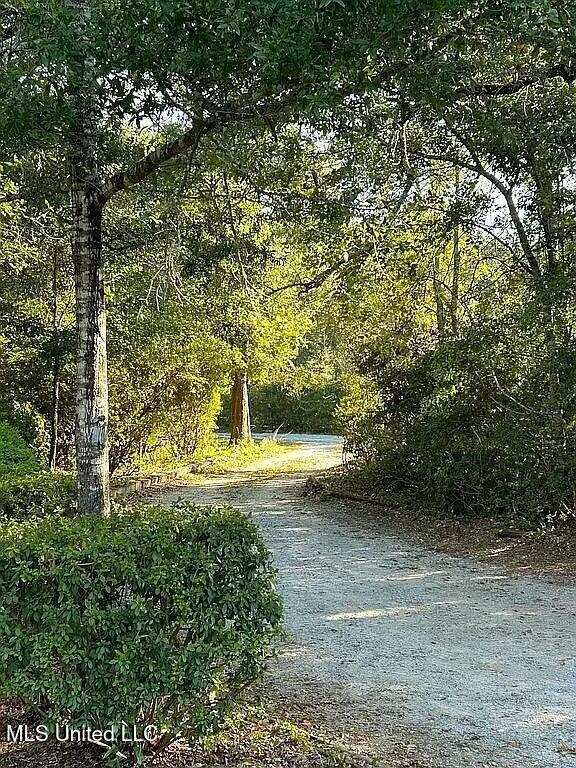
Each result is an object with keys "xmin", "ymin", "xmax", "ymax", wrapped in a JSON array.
[
  {"xmin": 114, "ymin": 438, "xmax": 290, "ymax": 484},
  {"xmin": 159, "ymin": 704, "xmax": 384, "ymax": 767},
  {"xmin": 191, "ymin": 437, "xmax": 288, "ymax": 474}
]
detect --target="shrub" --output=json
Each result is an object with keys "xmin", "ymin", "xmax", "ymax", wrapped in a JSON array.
[
  {"xmin": 343, "ymin": 314, "xmax": 576, "ymax": 527},
  {"xmin": 0, "ymin": 503, "xmax": 283, "ymax": 762},
  {"xmin": 0, "ymin": 470, "xmax": 76, "ymax": 520},
  {"xmin": 0, "ymin": 403, "xmax": 50, "ymax": 463},
  {"xmin": 0, "ymin": 421, "xmax": 40, "ymax": 477},
  {"xmin": 108, "ymin": 332, "xmax": 232, "ymax": 474}
]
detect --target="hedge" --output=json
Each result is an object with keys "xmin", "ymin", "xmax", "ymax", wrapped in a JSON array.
[
  {"xmin": 0, "ymin": 502, "xmax": 282, "ymax": 762},
  {"xmin": 0, "ymin": 470, "xmax": 76, "ymax": 520}
]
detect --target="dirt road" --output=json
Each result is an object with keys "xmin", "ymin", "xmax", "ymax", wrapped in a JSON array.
[{"xmin": 157, "ymin": 435, "xmax": 576, "ymax": 768}]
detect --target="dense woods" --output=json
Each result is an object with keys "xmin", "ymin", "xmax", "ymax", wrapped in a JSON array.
[
  {"xmin": 1, "ymin": 0, "xmax": 576, "ymax": 763},
  {"xmin": 3, "ymin": 0, "xmax": 576, "ymax": 524}
]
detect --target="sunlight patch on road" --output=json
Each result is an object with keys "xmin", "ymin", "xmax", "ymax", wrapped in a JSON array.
[
  {"xmin": 522, "ymin": 709, "xmax": 574, "ymax": 727},
  {"xmin": 382, "ymin": 570, "xmax": 447, "ymax": 581},
  {"xmin": 326, "ymin": 601, "xmax": 460, "ymax": 621}
]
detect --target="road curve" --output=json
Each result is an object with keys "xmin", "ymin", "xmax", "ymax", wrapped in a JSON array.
[{"xmin": 157, "ymin": 435, "xmax": 576, "ymax": 768}]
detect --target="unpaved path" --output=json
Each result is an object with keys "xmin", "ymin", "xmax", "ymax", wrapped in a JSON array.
[{"xmin": 157, "ymin": 435, "xmax": 576, "ymax": 768}]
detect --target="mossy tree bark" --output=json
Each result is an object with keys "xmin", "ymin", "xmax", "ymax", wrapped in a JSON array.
[{"xmin": 71, "ymin": 184, "xmax": 110, "ymax": 515}]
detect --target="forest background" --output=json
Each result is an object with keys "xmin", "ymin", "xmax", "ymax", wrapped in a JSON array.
[{"xmin": 2, "ymin": 0, "xmax": 576, "ymax": 530}]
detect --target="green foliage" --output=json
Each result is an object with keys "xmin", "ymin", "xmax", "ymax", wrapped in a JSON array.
[
  {"xmin": 0, "ymin": 421, "xmax": 40, "ymax": 477},
  {"xmin": 108, "ymin": 316, "xmax": 232, "ymax": 473},
  {"xmin": 0, "ymin": 0, "xmax": 465, "ymax": 154},
  {"xmin": 241, "ymin": 383, "xmax": 342, "ymax": 434},
  {"xmin": 5, "ymin": 0, "xmax": 576, "ymax": 528},
  {"xmin": 0, "ymin": 172, "xmax": 76, "ymax": 468},
  {"xmin": 0, "ymin": 402, "xmax": 50, "ymax": 464},
  {"xmin": 1, "ymin": 129, "xmax": 338, "ymax": 475},
  {"xmin": 0, "ymin": 503, "xmax": 282, "ymax": 761},
  {"xmin": 0, "ymin": 471, "xmax": 76, "ymax": 520},
  {"xmin": 346, "ymin": 307, "xmax": 576, "ymax": 527}
]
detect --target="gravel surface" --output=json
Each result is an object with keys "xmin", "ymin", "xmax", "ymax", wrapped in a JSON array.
[{"xmin": 157, "ymin": 436, "xmax": 576, "ymax": 768}]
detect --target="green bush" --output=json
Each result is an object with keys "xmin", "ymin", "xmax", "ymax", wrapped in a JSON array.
[
  {"xmin": 0, "ymin": 402, "xmax": 50, "ymax": 463},
  {"xmin": 0, "ymin": 503, "xmax": 283, "ymax": 762},
  {"xmin": 343, "ymin": 312, "xmax": 576, "ymax": 527},
  {"xmin": 0, "ymin": 470, "xmax": 76, "ymax": 520},
  {"xmin": 0, "ymin": 420, "xmax": 40, "ymax": 477}
]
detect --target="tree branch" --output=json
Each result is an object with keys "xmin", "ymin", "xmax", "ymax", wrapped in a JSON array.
[
  {"xmin": 0, "ymin": 191, "xmax": 23, "ymax": 204},
  {"xmin": 101, "ymin": 119, "xmax": 205, "ymax": 200},
  {"xmin": 416, "ymin": 146, "xmax": 541, "ymax": 277},
  {"xmin": 266, "ymin": 258, "xmax": 348, "ymax": 297},
  {"xmin": 101, "ymin": 94, "xmax": 295, "ymax": 200},
  {"xmin": 100, "ymin": 13, "xmax": 486, "ymax": 202},
  {"xmin": 463, "ymin": 63, "xmax": 576, "ymax": 97},
  {"xmin": 418, "ymin": 112, "xmax": 542, "ymax": 278},
  {"xmin": 99, "ymin": 15, "xmax": 569, "ymax": 203}
]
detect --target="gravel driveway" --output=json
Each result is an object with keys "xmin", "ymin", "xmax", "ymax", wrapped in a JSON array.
[{"xmin": 158, "ymin": 435, "xmax": 576, "ymax": 768}]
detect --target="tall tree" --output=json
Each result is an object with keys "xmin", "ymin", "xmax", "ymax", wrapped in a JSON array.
[{"xmin": 0, "ymin": 0, "xmax": 366, "ymax": 511}]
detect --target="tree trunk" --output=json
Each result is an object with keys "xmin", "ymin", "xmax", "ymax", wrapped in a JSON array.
[
  {"xmin": 68, "ymin": 0, "xmax": 110, "ymax": 515},
  {"xmin": 72, "ymin": 183, "xmax": 110, "ymax": 514},
  {"xmin": 48, "ymin": 371, "xmax": 60, "ymax": 471},
  {"xmin": 229, "ymin": 370, "xmax": 252, "ymax": 445},
  {"xmin": 48, "ymin": 250, "xmax": 60, "ymax": 471},
  {"xmin": 449, "ymin": 226, "xmax": 460, "ymax": 336},
  {"xmin": 539, "ymin": 288, "xmax": 566, "ymax": 445},
  {"xmin": 432, "ymin": 250, "xmax": 446, "ymax": 340}
]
